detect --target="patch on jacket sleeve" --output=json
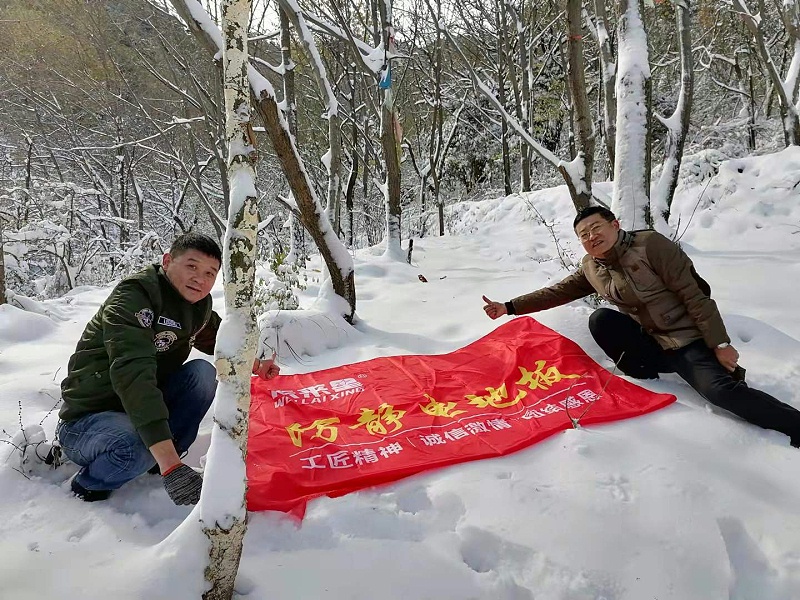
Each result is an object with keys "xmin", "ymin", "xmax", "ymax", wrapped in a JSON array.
[
  {"xmin": 154, "ymin": 330, "xmax": 178, "ymax": 352},
  {"xmin": 157, "ymin": 316, "xmax": 182, "ymax": 329},
  {"xmin": 135, "ymin": 308, "xmax": 154, "ymax": 328}
]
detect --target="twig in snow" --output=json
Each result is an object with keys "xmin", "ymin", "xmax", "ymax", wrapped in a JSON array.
[
  {"xmin": 569, "ymin": 351, "xmax": 625, "ymax": 428},
  {"xmin": 523, "ymin": 197, "xmax": 576, "ymax": 270},
  {"xmin": 675, "ymin": 177, "xmax": 714, "ymax": 242},
  {"xmin": 39, "ymin": 394, "xmax": 63, "ymax": 427}
]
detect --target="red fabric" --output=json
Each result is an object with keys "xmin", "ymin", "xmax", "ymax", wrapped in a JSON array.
[{"xmin": 247, "ymin": 317, "xmax": 675, "ymax": 516}]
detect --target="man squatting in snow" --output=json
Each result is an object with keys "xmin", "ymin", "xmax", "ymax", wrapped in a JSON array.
[
  {"xmin": 482, "ymin": 206, "xmax": 800, "ymax": 448},
  {"xmin": 56, "ymin": 233, "xmax": 280, "ymax": 504}
]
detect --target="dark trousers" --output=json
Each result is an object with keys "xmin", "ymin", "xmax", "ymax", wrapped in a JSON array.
[{"xmin": 589, "ymin": 308, "xmax": 800, "ymax": 447}]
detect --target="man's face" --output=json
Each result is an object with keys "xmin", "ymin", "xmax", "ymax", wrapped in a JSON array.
[
  {"xmin": 162, "ymin": 249, "xmax": 220, "ymax": 304},
  {"xmin": 575, "ymin": 214, "xmax": 620, "ymax": 258}
]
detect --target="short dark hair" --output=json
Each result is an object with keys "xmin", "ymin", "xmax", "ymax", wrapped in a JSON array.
[
  {"xmin": 169, "ymin": 232, "xmax": 222, "ymax": 264},
  {"xmin": 572, "ymin": 206, "xmax": 617, "ymax": 230}
]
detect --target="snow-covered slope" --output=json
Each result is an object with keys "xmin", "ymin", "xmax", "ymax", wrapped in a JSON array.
[{"xmin": 1, "ymin": 150, "xmax": 800, "ymax": 599}]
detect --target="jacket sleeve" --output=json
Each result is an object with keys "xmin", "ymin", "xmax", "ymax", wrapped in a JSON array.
[
  {"xmin": 103, "ymin": 282, "xmax": 172, "ymax": 447},
  {"xmin": 645, "ymin": 233, "xmax": 730, "ymax": 348},
  {"xmin": 509, "ymin": 269, "xmax": 596, "ymax": 315},
  {"xmin": 192, "ymin": 310, "xmax": 221, "ymax": 355}
]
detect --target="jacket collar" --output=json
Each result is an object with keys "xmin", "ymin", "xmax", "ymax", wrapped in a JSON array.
[{"xmin": 594, "ymin": 230, "xmax": 633, "ymax": 267}]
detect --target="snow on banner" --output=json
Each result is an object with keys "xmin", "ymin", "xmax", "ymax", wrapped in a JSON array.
[{"xmin": 247, "ymin": 317, "xmax": 675, "ymax": 515}]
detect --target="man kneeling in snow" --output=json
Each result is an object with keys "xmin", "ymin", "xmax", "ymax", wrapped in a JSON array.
[
  {"xmin": 56, "ymin": 233, "xmax": 279, "ymax": 504},
  {"xmin": 482, "ymin": 206, "xmax": 800, "ymax": 448}
]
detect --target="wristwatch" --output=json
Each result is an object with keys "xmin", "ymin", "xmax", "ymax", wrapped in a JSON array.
[{"xmin": 717, "ymin": 342, "xmax": 730, "ymax": 349}]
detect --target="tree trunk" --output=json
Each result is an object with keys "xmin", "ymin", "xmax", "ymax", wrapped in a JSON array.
[
  {"xmin": 202, "ymin": 0, "xmax": 257, "ymax": 596},
  {"xmin": 379, "ymin": 0, "xmax": 403, "ymax": 259},
  {"xmin": 280, "ymin": 8, "xmax": 297, "ymax": 136},
  {"xmin": 0, "ymin": 218, "xmax": 6, "ymax": 305},
  {"xmin": 417, "ymin": 172, "xmax": 428, "ymax": 236},
  {"xmin": 561, "ymin": 40, "xmax": 576, "ymax": 161},
  {"xmin": 213, "ymin": 66, "xmax": 232, "ymax": 221},
  {"xmin": 501, "ymin": 1, "xmax": 527, "ymax": 193},
  {"xmin": 345, "ymin": 66, "xmax": 359, "ymax": 248},
  {"xmin": 345, "ymin": 149, "xmax": 357, "ymax": 248},
  {"xmin": 276, "ymin": 0, "xmax": 343, "ymax": 241},
  {"xmin": 611, "ymin": 0, "xmax": 652, "ymax": 229},
  {"xmin": 425, "ymin": 0, "xmax": 443, "ymax": 236},
  {"xmin": 494, "ymin": 0, "xmax": 512, "ymax": 196},
  {"xmin": 593, "ymin": 0, "xmax": 616, "ymax": 177},
  {"xmin": 651, "ymin": 0, "xmax": 693, "ymax": 229},
  {"xmin": 132, "ymin": 173, "xmax": 145, "ymax": 236},
  {"xmin": 748, "ymin": 66, "xmax": 757, "ymax": 150},
  {"xmin": 565, "ymin": 0, "xmax": 595, "ymax": 208},
  {"xmin": 517, "ymin": 1, "xmax": 532, "ymax": 193},
  {"xmin": 280, "ymin": 6, "xmax": 305, "ymax": 262}
]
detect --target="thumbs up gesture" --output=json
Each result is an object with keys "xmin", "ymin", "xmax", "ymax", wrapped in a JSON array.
[{"xmin": 482, "ymin": 295, "xmax": 508, "ymax": 320}]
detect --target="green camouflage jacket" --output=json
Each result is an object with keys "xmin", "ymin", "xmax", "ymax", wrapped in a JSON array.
[{"xmin": 59, "ymin": 264, "xmax": 220, "ymax": 446}]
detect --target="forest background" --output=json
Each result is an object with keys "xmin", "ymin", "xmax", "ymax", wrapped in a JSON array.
[{"xmin": 0, "ymin": 0, "xmax": 792, "ymax": 315}]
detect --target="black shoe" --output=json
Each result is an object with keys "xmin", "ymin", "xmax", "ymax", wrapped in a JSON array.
[
  {"xmin": 71, "ymin": 477, "xmax": 112, "ymax": 502},
  {"xmin": 791, "ymin": 437, "xmax": 800, "ymax": 449},
  {"xmin": 147, "ymin": 464, "xmax": 161, "ymax": 475}
]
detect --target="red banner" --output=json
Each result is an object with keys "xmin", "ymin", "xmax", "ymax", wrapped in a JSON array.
[{"xmin": 247, "ymin": 317, "xmax": 675, "ymax": 516}]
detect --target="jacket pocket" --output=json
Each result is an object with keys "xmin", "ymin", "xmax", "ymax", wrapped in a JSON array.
[
  {"xmin": 70, "ymin": 369, "xmax": 112, "ymax": 398},
  {"xmin": 626, "ymin": 262, "xmax": 661, "ymax": 292},
  {"xmin": 657, "ymin": 304, "xmax": 687, "ymax": 328}
]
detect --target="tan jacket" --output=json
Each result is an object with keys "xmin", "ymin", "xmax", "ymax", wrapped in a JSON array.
[{"xmin": 509, "ymin": 230, "xmax": 730, "ymax": 350}]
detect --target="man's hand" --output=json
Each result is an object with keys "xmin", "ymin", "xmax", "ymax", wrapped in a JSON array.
[
  {"xmin": 162, "ymin": 463, "xmax": 203, "ymax": 505},
  {"xmin": 252, "ymin": 354, "xmax": 280, "ymax": 380},
  {"xmin": 482, "ymin": 295, "xmax": 507, "ymax": 320},
  {"xmin": 714, "ymin": 344, "xmax": 739, "ymax": 372}
]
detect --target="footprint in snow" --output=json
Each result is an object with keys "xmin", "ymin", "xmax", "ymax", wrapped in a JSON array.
[
  {"xmin": 718, "ymin": 517, "xmax": 797, "ymax": 600},
  {"xmin": 596, "ymin": 474, "xmax": 634, "ymax": 503},
  {"xmin": 457, "ymin": 526, "xmax": 623, "ymax": 599},
  {"xmin": 66, "ymin": 519, "xmax": 93, "ymax": 543}
]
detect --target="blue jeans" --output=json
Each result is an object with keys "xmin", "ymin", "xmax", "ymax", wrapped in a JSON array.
[{"xmin": 56, "ymin": 359, "xmax": 217, "ymax": 491}]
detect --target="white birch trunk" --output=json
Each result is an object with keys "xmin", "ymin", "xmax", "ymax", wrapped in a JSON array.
[
  {"xmin": 612, "ymin": 0, "xmax": 651, "ymax": 229},
  {"xmin": 201, "ymin": 0, "xmax": 258, "ymax": 596}
]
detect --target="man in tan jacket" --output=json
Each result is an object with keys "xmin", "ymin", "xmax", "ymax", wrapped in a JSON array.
[{"xmin": 482, "ymin": 206, "xmax": 800, "ymax": 448}]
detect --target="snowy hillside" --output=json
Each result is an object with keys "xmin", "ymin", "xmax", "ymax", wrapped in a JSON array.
[{"xmin": 1, "ymin": 149, "xmax": 800, "ymax": 599}]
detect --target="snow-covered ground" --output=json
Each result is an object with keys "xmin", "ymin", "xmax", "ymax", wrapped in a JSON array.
[{"xmin": 2, "ymin": 148, "xmax": 800, "ymax": 599}]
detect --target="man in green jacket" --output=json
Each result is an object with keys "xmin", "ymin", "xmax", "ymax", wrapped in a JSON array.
[
  {"xmin": 482, "ymin": 206, "xmax": 800, "ymax": 447},
  {"xmin": 57, "ymin": 233, "xmax": 279, "ymax": 504}
]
